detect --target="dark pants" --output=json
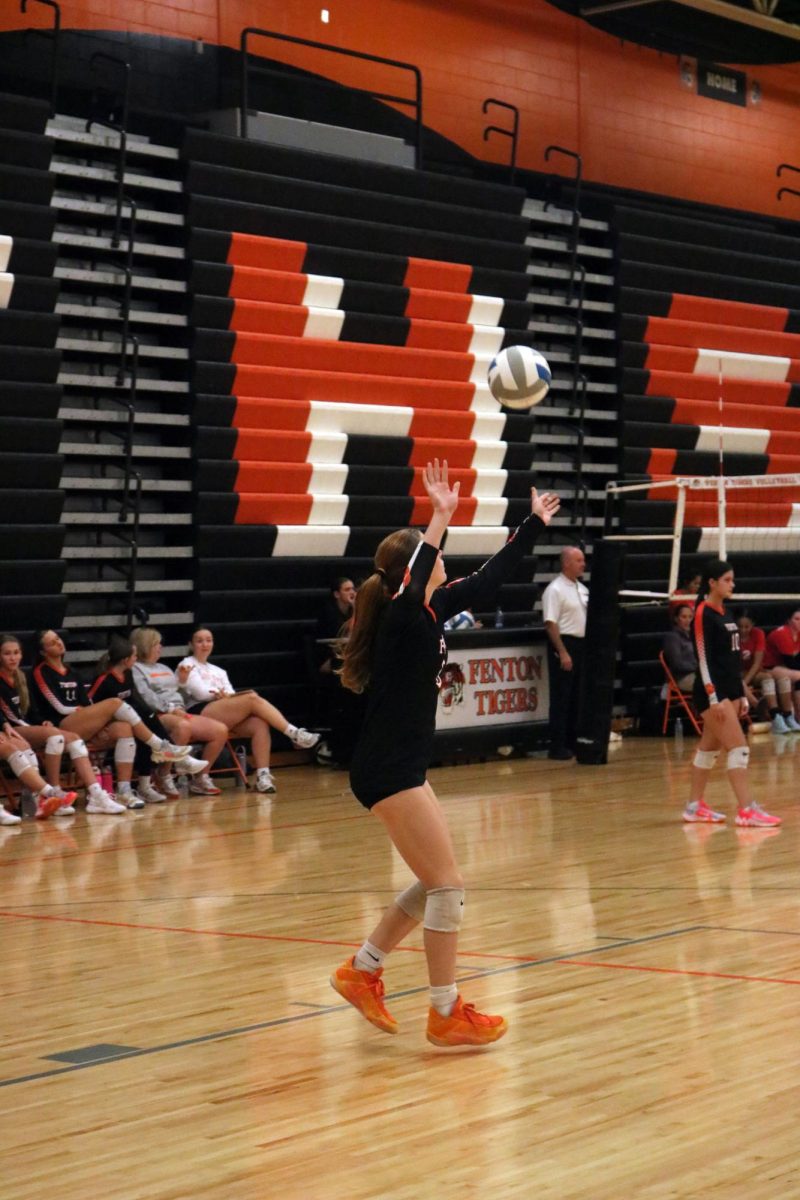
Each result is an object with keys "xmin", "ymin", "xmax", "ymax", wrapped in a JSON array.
[{"xmin": 547, "ymin": 635, "xmax": 585, "ymax": 754}]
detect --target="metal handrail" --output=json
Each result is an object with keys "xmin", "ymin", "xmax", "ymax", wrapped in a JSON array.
[
  {"xmin": 567, "ymin": 263, "xmax": 586, "ymax": 413},
  {"xmin": 125, "ymin": 474, "xmax": 142, "ymax": 629},
  {"xmin": 239, "ymin": 26, "xmax": 424, "ymax": 168},
  {"xmin": 572, "ymin": 369, "xmax": 589, "ymax": 504},
  {"xmin": 112, "ymin": 197, "xmax": 138, "ymax": 385},
  {"xmin": 574, "ymin": 480, "xmax": 590, "ymax": 544},
  {"xmin": 86, "ymin": 52, "xmax": 131, "ymax": 248},
  {"xmin": 482, "ymin": 98, "xmax": 519, "ymax": 185},
  {"xmin": 21, "ymin": 0, "xmax": 61, "ymax": 117},
  {"xmin": 117, "ymin": 337, "xmax": 139, "ymax": 522},
  {"xmin": 544, "ymin": 145, "xmax": 583, "ymax": 303}
]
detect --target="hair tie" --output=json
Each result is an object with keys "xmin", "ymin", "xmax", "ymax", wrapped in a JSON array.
[{"xmin": 376, "ymin": 568, "xmax": 387, "ymax": 580}]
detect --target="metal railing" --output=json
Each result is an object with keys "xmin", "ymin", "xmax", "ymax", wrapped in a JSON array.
[
  {"xmin": 113, "ymin": 197, "xmax": 138, "ymax": 385},
  {"xmin": 239, "ymin": 26, "xmax": 424, "ymax": 168},
  {"xmin": 21, "ymin": 0, "xmax": 61, "ymax": 117},
  {"xmin": 777, "ymin": 162, "xmax": 800, "ymax": 203},
  {"xmin": 86, "ymin": 51, "xmax": 131, "ymax": 249},
  {"xmin": 544, "ymin": 145, "xmax": 583, "ymax": 303},
  {"xmin": 115, "ymin": 336, "xmax": 139, "ymax": 522},
  {"xmin": 482, "ymin": 98, "xmax": 519, "ymax": 185}
]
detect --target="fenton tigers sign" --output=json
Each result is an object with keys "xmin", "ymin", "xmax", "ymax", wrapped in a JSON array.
[{"xmin": 436, "ymin": 642, "xmax": 549, "ymax": 730}]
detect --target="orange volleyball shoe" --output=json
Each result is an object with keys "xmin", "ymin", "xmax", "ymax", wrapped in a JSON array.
[
  {"xmin": 330, "ymin": 956, "xmax": 398, "ymax": 1034},
  {"xmin": 426, "ymin": 995, "xmax": 508, "ymax": 1047}
]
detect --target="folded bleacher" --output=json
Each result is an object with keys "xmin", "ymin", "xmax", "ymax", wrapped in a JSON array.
[
  {"xmin": 0, "ymin": 91, "xmax": 67, "ymax": 639},
  {"xmin": 615, "ymin": 202, "xmax": 800, "ymax": 700},
  {"xmin": 182, "ymin": 130, "xmax": 571, "ymax": 713}
]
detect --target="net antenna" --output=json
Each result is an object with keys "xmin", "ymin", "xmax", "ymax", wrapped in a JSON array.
[
  {"xmin": 716, "ymin": 354, "xmax": 726, "ymax": 563},
  {"xmin": 604, "ymin": 472, "xmax": 800, "ymax": 601}
]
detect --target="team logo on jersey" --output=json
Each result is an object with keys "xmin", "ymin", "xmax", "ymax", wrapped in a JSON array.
[{"xmin": 438, "ymin": 663, "xmax": 465, "ymax": 714}]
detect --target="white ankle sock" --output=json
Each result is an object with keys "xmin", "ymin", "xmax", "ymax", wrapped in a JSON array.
[
  {"xmin": 284, "ymin": 723, "xmax": 298, "ymax": 740},
  {"xmin": 146, "ymin": 734, "xmax": 163, "ymax": 750},
  {"xmin": 117, "ymin": 781, "xmax": 132, "ymax": 796},
  {"xmin": 430, "ymin": 983, "xmax": 458, "ymax": 1016},
  {"xmin": 354, "ymin": 940, "xmax": 385, "ymax": 974},
  {"xmin": 88, "ymin": 782, "xmax": 104, "ymax": 798}
]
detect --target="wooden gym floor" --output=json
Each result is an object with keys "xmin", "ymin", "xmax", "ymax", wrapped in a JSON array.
[{"xmin": 2, "ymin": 734, "xmax": 799, "ymax": 1200}]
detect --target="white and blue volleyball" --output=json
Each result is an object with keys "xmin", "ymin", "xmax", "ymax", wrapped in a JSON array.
[{"xmin": 487, "ymin": 345, "xmax": 551, "ymax": 409}]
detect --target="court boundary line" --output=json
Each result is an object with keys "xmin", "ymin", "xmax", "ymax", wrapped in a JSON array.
[{"xmin": 0, "ymin": 926, "xmax": 698, "ymax": 1091}]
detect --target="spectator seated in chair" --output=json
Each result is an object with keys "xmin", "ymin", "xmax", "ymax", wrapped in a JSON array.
[
  {"xmin": 668, "ymin": 571, "xmax": 701, "ymax": 619},
  {"xmin": 175, "ymin": 626, "xmax": 320, "ymax": 795},
  {"xmin": 90, "ymin": 634, "xmax": 209, "ymax": 805},
  {"xmin": 737, "ymin": 610, "xmax": 775, "ymax": 722},
  {"xmin": 315, "ymin": 576, "xmax": 356, "ymax": 676},
  {"xmin": 662, "ymin": 604, "xmax": 697, "ymax": 694},
  {"xmin": 131, "ymin": 626, "xmax": 229, "ymax": 796},
  {"xmin": 761, "ymin": 608, "xmax": 800, "ymax": 734}
]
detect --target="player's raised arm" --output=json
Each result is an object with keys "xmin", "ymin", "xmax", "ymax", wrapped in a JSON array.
[{"xmin": 421, "ymin": 459, "xmax": 459, "ymax": 549}]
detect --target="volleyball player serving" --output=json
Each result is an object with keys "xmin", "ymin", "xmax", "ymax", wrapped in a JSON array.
[
  {"xmin": 330, "ymin": 460, "xmax": 560, "ymax": 1046},
  {"xmin": 683, "ymin": 560, "xmax": 780, "ymax": 828}
]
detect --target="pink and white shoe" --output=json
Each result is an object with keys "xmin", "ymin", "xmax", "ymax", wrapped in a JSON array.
[
  {"xmin": 735, "ymin": 803, "xmax": 781, "ymax": 828},
  {"xmin": 189, "ymin": 773, "xmax": 221, "ymax": 796},
  {"xmin": 682, "ymin": 800, "xmax": 726, "ymax": 824}
]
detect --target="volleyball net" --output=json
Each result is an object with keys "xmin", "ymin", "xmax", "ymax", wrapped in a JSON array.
[{"xmin": 604, "ymin": 472, "xmax": 800, "ymax": 601}]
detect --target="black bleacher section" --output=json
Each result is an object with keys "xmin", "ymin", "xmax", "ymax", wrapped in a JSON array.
[
  {"xmin": 0, "ymin": 92, "xmax": 66, "ymax": 637},
  {"xmin": 614, "ymin": 201, "xmax": 800, "ymax": 701}
]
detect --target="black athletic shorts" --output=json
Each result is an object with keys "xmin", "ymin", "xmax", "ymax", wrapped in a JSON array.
[{"xmin": 350, "ymin": 770, "xmax": 427, "ymax": 811}]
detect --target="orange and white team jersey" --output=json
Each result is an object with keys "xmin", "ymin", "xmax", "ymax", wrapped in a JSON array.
[{"xmin": 691, "ymin": 600, "xmax": 744, "ymax": 712}]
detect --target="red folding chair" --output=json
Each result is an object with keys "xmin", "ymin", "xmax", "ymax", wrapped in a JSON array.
[
  {"xmin": 659, "ymin": 651, "xmax": 702, "ymax": 735},
  {"xmin": 208, "ymin": 738, "xmax": 249, "ymax": 788}
]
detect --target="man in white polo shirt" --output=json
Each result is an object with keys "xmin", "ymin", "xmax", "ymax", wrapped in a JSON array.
[{"xmin": 541, "ymin": 545, "xmax": 588, "ymax": 760}]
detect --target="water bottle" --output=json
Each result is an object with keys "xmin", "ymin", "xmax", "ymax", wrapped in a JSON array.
[
  {"xmin": 100, "ymin": 768, "xmax": 114, "ymax": 795},
  {"xmin": 176, "ymin": 773, "xmax": 189, "ymax": 798},
  {"xmin": 19, "ymin": 787, "xmax": 36, "ymax": 819},
  {"xmin": 494, "ymin": 605, "xmax": 504, "ymax": 629},
  {"xmin": 234, "ymin": 744, "xmax": 248, "ymax": 780},
  {"xmin": 674, "ymin": 716, "xmax": 684, "ymax": 744}
]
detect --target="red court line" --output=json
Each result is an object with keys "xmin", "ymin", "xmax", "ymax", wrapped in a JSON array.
[
  {"xmin": 0, "ymin": 909, "xmax": 536, "ymax": 962},
  {"xmin": 561, "ymin": 958, "xmax": 800, "ymax": 986}
]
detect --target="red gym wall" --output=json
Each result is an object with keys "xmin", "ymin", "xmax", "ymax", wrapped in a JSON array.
[{"xmin": 4, "ymin": 0, "xmax": 800, "ymax": 217}]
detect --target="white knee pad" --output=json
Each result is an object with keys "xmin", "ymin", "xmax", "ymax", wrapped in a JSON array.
[
  {"xmin": 423, "ymin": 887, "xmax": 465, "ymax": 933},
  {"xmin": 693, "ymin": 749, "xmax": 719, "ymax": 770},
  {"xmin": 67, "ymin": 737, "xmax": 89, "ymax": 761},
  {"xmin": 7, "ymin": 749, "xmax": 33, "ymax": 778},
  {"xmin": 114, "ymin": 736, "xmax": 136, "ymax": 764},
  {"xmin": 395, "ymin": 881, "xmax": 427, "ymax": 922},
  {"xmin": 114, "ymin": 700, "xmax": 140, "ymax": 726},
  {"xmin": 761, "ymin": 678, "xmax": 776, "ymax": 699},
  {"xmin": 727, "ymin": 745, "xmax": 750, "ymax": 771},
  {"xmin": 45, "ymin": 734, "xmax": 65, "ymax": 756}
]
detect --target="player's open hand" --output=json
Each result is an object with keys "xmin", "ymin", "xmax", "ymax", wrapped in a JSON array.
[
  {"xmin": 424, "ymin": 459, "xmax": 460, "ymax": 517},
  {"xmin": 530, "ymin": 489, "xmax": 560, "ymax": 525}
]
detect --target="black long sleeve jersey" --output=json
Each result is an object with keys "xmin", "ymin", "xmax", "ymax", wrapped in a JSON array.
[
  {"xmin": 691, "ymin": 599, "xmax": 744, "ymax": 713},
  {"xmin": 0, "ymin": 672, "xmax": 42, "ymax": 727},
  {"xmin": 30, "ymin": 662, "xmax": 91, "ymax": 725},
  {"xmin": 349, "ymin": 513, "xmax": 546, "ymax": 808}
]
